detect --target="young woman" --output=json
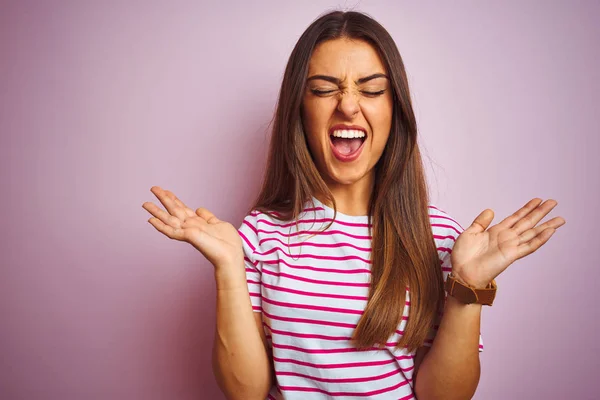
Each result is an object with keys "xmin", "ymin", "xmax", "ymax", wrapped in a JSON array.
[{"xmin": 142, "ymin": 11, "xmax": 565, "ymax": 400}]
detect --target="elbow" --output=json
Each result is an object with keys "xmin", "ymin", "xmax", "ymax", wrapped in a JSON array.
[
  {"xmin": 211, "ymin": 354, "xmax": 272, "ymax": 400},
  {"xmin": 415, "ymin": 388, "xmax": 478, "ymax": 400},
  {"xmin": 414, "ymin": 365, "xmax": 480, "ymax": 400}
]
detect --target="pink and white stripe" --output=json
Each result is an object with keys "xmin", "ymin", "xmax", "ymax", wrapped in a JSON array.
[{"xmin": 239, "ymin": 198, "xmax": 483, "ymax": 399}]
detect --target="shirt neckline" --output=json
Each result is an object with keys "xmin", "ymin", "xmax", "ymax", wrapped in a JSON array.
[{"xmin": 310, "ymin": 196, "xmax": 371, "ymax": 223}]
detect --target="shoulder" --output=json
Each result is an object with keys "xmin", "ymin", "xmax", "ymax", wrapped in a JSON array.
[
  {"xmin": 238, "ymin": 208, "xmax": 292, "ymax": 249},
  {"xmin": 239, "ymin": 200, "xmax": 326, "ymax": 236},
  {"xmin": 428, "ymin": 204, "xmax": 464, "ymax": 260},
  {"xmin": 238, "ymin": 210, "xmax": 274, "ymax": 264},
  {"xmin": 239, "ymin": 209, "xmax": 277, "ymax": 239},
  {"xmin": 428, "ymin": 203, "xmax": 464, "ymax": 237},
  {"xmin": 239, "ymin": 209, "xmax": 290, "ymax": 233}
]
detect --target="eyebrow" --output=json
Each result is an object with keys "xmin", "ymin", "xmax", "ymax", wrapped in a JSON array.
[{"xmin": 306, "ymin": 73, "xmax": 389, "ymax": 85}]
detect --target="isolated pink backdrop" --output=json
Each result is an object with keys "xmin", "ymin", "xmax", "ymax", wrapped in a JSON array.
[{"xmin": 1, "ymin": 1, "xmax": 598, "ymax": 399}]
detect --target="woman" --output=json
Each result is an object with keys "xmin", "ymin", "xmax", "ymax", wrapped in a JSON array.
[{"xmin": 142, "ymin": 10, "xmax": 565, "ymax": 400}]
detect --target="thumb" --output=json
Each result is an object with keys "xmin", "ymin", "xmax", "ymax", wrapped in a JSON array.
[{"xmin": 464, "ymin": 209, "xmax": 494, "ymax": 234}]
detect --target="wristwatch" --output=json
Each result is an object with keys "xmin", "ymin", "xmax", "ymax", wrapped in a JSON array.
[{"xmin": 445, "ymin": 272, "xmax": 497, "ymax": 306}]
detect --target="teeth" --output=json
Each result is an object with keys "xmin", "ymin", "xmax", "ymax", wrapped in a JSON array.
[{"xmin": 332, "ymin": 129, "xmax": 365, "ymax": 139}]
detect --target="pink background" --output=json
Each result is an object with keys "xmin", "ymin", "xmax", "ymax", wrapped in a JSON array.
[{"xmin": 1, "ymin": 1, "xmax": 598, "ymax": 399}]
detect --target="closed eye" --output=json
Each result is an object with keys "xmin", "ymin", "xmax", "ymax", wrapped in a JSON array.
[
  {"xmin": 361, "ymin": 89, "xmax": 386, "ymax": 97},
  {"xmin": 310, "ymin": 89, "xmax": 337, "ymax": 96},
  {"xmin": 310, "ymin": 88, "xmax": 386, "ymax": 97}
]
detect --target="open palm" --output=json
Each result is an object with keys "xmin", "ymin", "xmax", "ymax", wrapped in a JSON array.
[
  {"xmin": 451, "ymin": 198, "xmax": 566, "ymax": 288},
  {"xmin": 142, "ymin": 186, "xmax": 243, "ymax": 268}
]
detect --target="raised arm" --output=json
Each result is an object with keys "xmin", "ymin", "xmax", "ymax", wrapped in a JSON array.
[{"xmin": 143, "ymin": 187, "xmax": 273, "ymax": 399}]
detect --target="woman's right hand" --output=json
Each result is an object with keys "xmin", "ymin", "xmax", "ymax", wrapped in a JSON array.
[{"xmin": 142, "ymin": 186, "xmax": 244, "ymax": 270}]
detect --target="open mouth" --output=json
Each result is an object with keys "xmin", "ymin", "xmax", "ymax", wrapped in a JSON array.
[{"xmin": 328, "ymin": 125, "xmax": 367, "ymax": 162}]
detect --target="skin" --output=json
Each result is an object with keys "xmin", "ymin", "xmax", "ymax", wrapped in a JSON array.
[
  {"xmin": 142, "ymin": 188, "xmax": 271, "ymax": 400},
  {"xmin": 142, "ymin": 38, "xmax": 567, "ymax": 400},
  {"xmin": 302, "ymin": 37, "xmax": 393, "ymax": 216}
]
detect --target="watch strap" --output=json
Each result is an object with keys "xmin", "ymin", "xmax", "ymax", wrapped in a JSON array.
[{"xmin": 445, "ymin": 272, "xmax": 497, "ymax": 306}]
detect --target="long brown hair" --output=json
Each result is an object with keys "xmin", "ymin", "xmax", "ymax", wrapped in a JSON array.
[{"xmin": 252, "ymin": 10, "xmax": 443, "ymax": 353}]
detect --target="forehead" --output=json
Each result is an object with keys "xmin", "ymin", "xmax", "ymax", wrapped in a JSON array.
[{"xmin": 308, "ymin": 38, "xmax": 387, "ymax": 77}]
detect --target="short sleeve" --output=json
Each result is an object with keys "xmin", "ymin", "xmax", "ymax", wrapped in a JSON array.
[
  {"xmin": 425, "ymin": 206, "xmax": 484, "ymax": 352},
  {"xmin": 238, "ymin": 212, "xmax": 263, "ymax": 313}
]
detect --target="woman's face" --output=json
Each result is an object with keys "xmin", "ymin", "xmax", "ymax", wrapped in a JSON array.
[{"xmin": 301, "ymin": 38, "xmax": 393, "ymax": 189}]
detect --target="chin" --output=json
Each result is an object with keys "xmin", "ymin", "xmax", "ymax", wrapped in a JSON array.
[{"xmin": 327, "ymin": 165, "xmax": 370, "ymax": 186}]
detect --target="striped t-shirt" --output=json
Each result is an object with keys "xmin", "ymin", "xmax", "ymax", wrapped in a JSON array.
[{"xmin": 238, "ymin": 197, "xmax": 483, "ymax": 400}]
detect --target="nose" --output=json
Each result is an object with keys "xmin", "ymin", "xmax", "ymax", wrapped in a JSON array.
[{"xmin": 336, "ymin": 91, "xmax": 360, "ymax": 118}]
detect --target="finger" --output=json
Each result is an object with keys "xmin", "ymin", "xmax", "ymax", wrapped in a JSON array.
[
  {"xmin": 464, "ymin": 209, "xmax": 494, "ymax": 234},
  {"xmin": 150, "ymin": 186, "xmax": 187, "ymax": 221},
  {"xmin": 148, "ymin": 217, "xmax": 186, "ymax": 241},
  {"xmin": 515, "ymin": 227, "xmax": 556, "ymax": 260},
  {"xmin": 518, "ymin": 216, "xmax": 566, "ymax": 244},
  {"xmin": 196, "ymin": 207, "xmax": 220, "ymax": 224},
  {"xmin": 165, "ymin": 190, "xmax": 196, "ymax": 218},
  {"xmin": 142, "ymin": 202, "xmax": 182, "ymax": 228},
  {"xmin": 497, "ymin": 198, "xmax": 543, "ymax": 230},
  {"xmin": 512, "ymin": 199, "xmax": 558, "ymax": 235}
]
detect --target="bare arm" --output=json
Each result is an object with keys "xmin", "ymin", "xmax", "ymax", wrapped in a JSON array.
[
  {"xmin": 414, "ymin": 198, "xmax": 565, "ymax": 399},
  {"xmin": 142, "ymin": 187, "xmax": 273, "ymax": 400},
  {"xmin": 413, "ymin": 296, "xmax": 481, "ymax": 400},
  {"xmin": 212, "ymin": 267, "xmax": 273, "ymax": 400}
]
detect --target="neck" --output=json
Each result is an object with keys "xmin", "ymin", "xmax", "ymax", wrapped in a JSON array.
[{"xmin": 317, "ymin": 171, "xmax": 375, "ymax": 216}]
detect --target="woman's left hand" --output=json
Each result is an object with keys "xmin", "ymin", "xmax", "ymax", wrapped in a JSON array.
[{"xmin": 451, "ymin": 198, "xmax": 566, "ymax": 288}]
